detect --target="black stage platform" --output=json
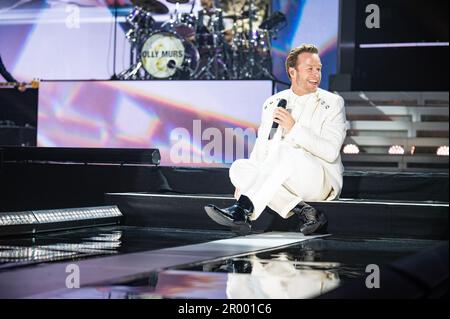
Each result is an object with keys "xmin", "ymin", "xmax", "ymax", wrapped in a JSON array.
[
  {"xmin": 0, "ymin": 165, "xmax": 448, "ymax": 298},
  {"xmin": 105, "ymin": 193, "xmax": 449, "ymax": 240},
  {"xmin": 0, "ymin": 163, "xmax": 448, "ymax": 213}
]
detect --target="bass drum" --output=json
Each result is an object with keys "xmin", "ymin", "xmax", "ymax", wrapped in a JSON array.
[{"xmin": 140, "ymin": 32, "xmax": 199, "ymax": 79}]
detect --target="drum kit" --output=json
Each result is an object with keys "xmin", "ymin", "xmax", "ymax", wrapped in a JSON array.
[{"xmin": 118, "ymin": 0, "xmax": 286, "ymax": 81}]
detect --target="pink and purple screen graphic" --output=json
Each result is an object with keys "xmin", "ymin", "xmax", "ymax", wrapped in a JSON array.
[{"xmin": 38, "ymin": 80, "xmax": 272, "ymax": 166}]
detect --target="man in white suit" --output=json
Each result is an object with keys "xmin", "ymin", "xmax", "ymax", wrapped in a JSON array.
[{"xmin": 205, "ymin": 44, "xmax": 347, "ymax": 235}]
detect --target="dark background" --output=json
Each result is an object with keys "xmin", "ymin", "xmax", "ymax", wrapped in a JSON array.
[{"xmin": 338, "ymin": 0, "xmax": 449, "ymax": 91}]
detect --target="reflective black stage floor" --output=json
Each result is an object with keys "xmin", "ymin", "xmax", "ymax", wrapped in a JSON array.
[
  {"xmin": 50, "ymin": 236, "xmax": 444, "ymax": 299},
  {"xmin": 0, "ymin": 226, "xmax": 443, "ymax": 299},
  {"xmin": 0, "ymin": 226, "xmax": 235, "ymax": 271}
]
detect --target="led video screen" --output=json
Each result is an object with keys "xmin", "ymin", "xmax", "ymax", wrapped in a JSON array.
[{"xmin": 38, "ymin": 80, "xmax": 273, "ymax": 166}]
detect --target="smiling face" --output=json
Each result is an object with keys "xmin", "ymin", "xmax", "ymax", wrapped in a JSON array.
[
  {"xmin": 201, "ymin": 0, "xmax": 214, "ymax": 10},
  {"xmin": 289, "ymin": 52, "xmax": 322, "ymax": 96}
]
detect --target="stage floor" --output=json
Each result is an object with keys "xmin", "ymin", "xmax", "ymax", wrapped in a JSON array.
[
  {"xmin": 0, "ymin": 226, "xmax": 444, "ymax": 299},
  {"xmin": 0, "ymin": 226, "xmax": 236, "ymax": 271}
]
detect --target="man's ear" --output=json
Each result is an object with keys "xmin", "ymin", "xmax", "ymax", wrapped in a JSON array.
[{"xmin": 289, "ymin": 67, "xmax": 296, "ymax": 78}]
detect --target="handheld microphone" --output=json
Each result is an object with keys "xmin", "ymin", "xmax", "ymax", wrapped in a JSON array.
[{"xmin": 268, "ymin": 98, "xmax": 287, "ymax": 140}]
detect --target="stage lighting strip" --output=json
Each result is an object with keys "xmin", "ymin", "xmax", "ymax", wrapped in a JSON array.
[
  {"xmin": 0, "ymin": 246, "xmax": 77, "ymax": 263},
  {"xmin": 0, "ymin": 243, "xmax": 117, "ymax": 263},
  {"xmin": 0, "ymin": 233, "xmax": 122, "ymax": 263},
  {"xmin": 0, "ymin": 212, "xmax": 38, "ymax": 226},
  {"xmin": 33, "ymin": 206, "xmax": 122, "ymax": 224},
  {"xmin": 0, "ymin": 206, "xmax": 122, "ymax": 226}
]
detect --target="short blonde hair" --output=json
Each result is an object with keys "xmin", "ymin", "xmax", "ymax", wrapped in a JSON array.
[{"xmin": 285, "ymin": 44, "xmax": 319, "ymax": 79}]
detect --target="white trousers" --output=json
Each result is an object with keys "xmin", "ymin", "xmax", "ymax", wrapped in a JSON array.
[{"xmin": 229, "ymin": 142, "xmax": 331, "ymax": 220}]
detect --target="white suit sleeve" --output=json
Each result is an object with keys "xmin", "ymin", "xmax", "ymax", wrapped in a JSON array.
[
  {"xmin": 285, "ymin": 96, "xmax": 347, "ymax": 163},
  {"xmin": 249, "ymin": 100, "xmax": 272, "ymax": 162}
]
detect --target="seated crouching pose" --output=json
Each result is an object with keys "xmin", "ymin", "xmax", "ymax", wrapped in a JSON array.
[{"xmin": 205, "ymin": 44, "xmax": 347, "ymax": 235}]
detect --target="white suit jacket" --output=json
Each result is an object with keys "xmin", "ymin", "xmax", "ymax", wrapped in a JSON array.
[
  {"xmin": 226, "ymin": 255, "xmax": 340, "ymax": 299},
  {"xmin": 249, "ymin": 88, "xmax": 347, "ymax": 205}
]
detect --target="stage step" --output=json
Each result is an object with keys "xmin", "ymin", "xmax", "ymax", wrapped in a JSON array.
[
  {"xmin": 157, "ymin": 168, "xmax": 449, "ymax": 202},
  {"xmin": 105, "ymin": 193, "xmax": 448, "ymax": 240},
  {"xmin": 2, "ymin": 163, "xmax": 447, "ymax": 214}
]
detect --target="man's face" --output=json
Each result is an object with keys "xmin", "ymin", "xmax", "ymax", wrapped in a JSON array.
[
  {"xmin": 201, "ymin": 0, "xmax": 213, "ymax": 9},
  {"xmin": 290, "ymin": 53, "xmax": 322, "ymax": 94}
]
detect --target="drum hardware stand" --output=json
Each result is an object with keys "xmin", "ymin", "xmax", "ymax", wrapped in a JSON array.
[
  {"xmin": 231, "ymin": 0, "xmax": 258, "ymax": 80},
  {"xmin": 118, "ymin": 61, "xmax": 142, "ymax": 80},
  {"xmin": 111, "ymin": 0, "xmax": 119, "ymax": 79},
  {"xmin": 228, "ymin": 0, "xmax": 242, "ymax": 80},
  {"xmin": 118, "ymin": 37, "xmax": 143, "ymax": 80},
  {"xmin": 195, "ymin": 47, "xmax": 230, "ymax": 79},
  {"xmin": 245, "ymin": 0, "xmax": 261, "ymax": 79},
  {"xmin": 194, "ymin": 13, "xmax": 230, "ymax": 80},
  {"xmin": 255, "ymin": 18, "xmax": 286, "ymax": 80},
  {"xmin": 258, "ymin": 28, "xmax": 278, "ymax": 80}
]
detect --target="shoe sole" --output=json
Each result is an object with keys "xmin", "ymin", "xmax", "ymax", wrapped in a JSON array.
[
  {"xmin": 205, "ymin": 205, "xmax": 251, "ymax": 233},
  {"xmin": 300, "ymin": 216, "xmax": 328, "ymax": 236}
]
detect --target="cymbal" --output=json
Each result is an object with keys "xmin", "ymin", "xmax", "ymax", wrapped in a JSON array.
[
  {"xmin": 131, "ymin": 0, "xmax": 169, "ymax": 14},
  {"xmin": 165, "ymin": 0, "xmax": 190, "ymax": 3},
  {"xmin": 223, "ymin": 14, "xmax": 244, "ymax": 21},
  {"xmin": 260, "ymin": 11, "xmax": 287, "ymax": 31},
  {"xmin": 224, "ymin": 9, "xmax": 258, "ymax": 21}
]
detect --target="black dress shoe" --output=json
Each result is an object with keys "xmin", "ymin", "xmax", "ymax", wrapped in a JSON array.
[
  {"xmin": 292, "ymin": 204, "xmax": 328, "ymax": 236},
  {"xmin": 204, "ymin": 203, "xmax": 252, "ymax": 232}
]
